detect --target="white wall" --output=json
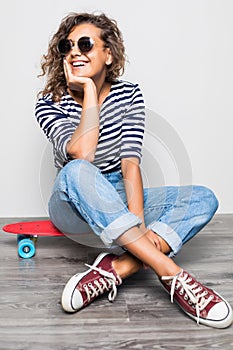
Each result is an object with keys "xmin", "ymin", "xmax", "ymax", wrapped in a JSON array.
[{"xmin": 0, "ymin": 0, "xmax": 232, "ymax": 217}]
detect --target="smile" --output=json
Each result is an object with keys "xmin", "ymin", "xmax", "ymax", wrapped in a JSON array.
[{"xmin": 72, "ymin": 61, "xmax": 88, "ymax": 67}]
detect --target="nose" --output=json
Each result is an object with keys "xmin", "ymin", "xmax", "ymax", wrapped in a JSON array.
[
  {"xmin": 66, "ymin": 40, "xmax": 82, "ymax": 56},
  {"xmin": 70, "ymin": 43, "xmax": 82, "ymax": 56}
]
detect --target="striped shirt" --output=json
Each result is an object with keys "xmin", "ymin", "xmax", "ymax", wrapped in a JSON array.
[{"xmin": 35, "ymin": 80, "xmax": 145, "ymax": 173}]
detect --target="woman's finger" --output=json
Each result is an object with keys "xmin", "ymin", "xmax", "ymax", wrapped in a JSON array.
[{"xmin": 63, "ymin": 58, "xmax": 72, "ymax": 81}]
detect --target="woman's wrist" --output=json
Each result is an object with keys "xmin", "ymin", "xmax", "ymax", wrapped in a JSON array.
[
  {"xmin": 82, "ymin": 80, "xmax": 98, "ymax": 109},
  {"xmin": 83, "ymin": 79, "xmax": 97, "ymax": 94}
]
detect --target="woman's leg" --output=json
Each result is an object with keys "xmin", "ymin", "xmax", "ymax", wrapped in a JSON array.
[
  {"xmin": 116, "ymin": 227, "xmax": 181, "ymax": 276},
  {"xmin": 143, "ymin": 185, "xmax": 219, "ymax": 257},
  {"xmin": 49, "ymin": 159, "xmax": 142, "ymax": 246},
  {"xmin": 112, "ymin": 227, "xmax": 233, "ymax": 329},
  {"xmin": 62, "ymin": 222, "xmax": 232, "ymax": 328},
  {"xmin": 54, "ymin": 161, "xmax": 232, "ymax": 328},
  {"xmin": 113, "ymin": 184, "xmax": 219, "ymax": 276}
]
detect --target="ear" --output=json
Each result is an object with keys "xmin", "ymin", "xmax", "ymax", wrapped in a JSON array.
[{"xmin": 105, "ymin": 48, "xmax": 113, "ymax": 66}]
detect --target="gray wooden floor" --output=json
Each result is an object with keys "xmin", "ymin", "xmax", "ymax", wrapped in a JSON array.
[{"xmin": 0, "ymin": 215, "xmax": 233, "ymax": 350}]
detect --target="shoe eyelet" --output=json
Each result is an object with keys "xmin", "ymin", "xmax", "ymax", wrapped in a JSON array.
[
  {"xmin": 188, "ymin": 300, "xmax": 192, "ymax": 305},
  {"xmin": 88, "ymin": 282, "xmax": 92, "ymax": 286},
  {"xmin": 184, "ymin": 295, "xmax": 188, "ymax": 300},
  {"xmin": 179, "ymin": 291, "xmax": 184, "ymax": 295}
]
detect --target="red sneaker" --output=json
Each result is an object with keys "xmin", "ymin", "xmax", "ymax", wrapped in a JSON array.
[
  {"xmin": 161, "ymin": 270, "xmax": 233, "ymax": 328},
  {"xmin": 61, "ymin": 252, "xmax": 122, "ymax": 312}
]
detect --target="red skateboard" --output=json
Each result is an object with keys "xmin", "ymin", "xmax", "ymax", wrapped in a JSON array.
[{"xmin": 3, "ymin": 220, "xmax": 64, "ymax": 259}]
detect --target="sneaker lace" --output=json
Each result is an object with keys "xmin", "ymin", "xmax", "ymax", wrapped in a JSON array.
[
  {"xmin": 84, "ymin": 263, "xmax": 122, "ymax": 303},
  {"xmin": 162, "ymin": 271, "xmax": 213, "ymax": 324}
]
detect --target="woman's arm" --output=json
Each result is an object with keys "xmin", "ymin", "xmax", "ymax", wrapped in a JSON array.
[
  {"xmin": 121, "ymin": 157, "xmax": 162, "ymax": 251},
  {"xmin": 121, "ymin": 158, "xmax": 145, "ymax": 228},
  {"xmin": 66, "ymin": 81, "xmax": 99, "ymax": 162},
  {"xmin": 64, "ymin": 59, "xmax": 100, "ymax": 162}
]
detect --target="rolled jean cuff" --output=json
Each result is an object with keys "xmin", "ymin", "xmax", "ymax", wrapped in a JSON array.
[
  {"xmin": 100, "ymin": 213, "xmax": 142, "ymax": 248},
  {"xmin": 147, "ymin": 221, "xmax": 182, "ymax": 257}
]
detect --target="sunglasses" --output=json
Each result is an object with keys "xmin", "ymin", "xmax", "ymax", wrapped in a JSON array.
[{"xmin": 57, "ymin": 36, "xmax": 94, "ymax": 55}]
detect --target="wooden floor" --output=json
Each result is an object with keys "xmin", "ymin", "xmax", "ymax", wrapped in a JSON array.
[{"xmin": 0, "ymin": 215, "xmax": 233, "ymax": 350}]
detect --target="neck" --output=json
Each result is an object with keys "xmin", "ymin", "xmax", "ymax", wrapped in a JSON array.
[{"xmin": 94, "ymin": 76, "xmax": 107, "ymax": 97}]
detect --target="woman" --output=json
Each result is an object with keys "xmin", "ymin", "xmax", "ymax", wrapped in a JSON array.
[{"xmin": 35, "ymin": 12, "xmax": 232, "ymax": 328}]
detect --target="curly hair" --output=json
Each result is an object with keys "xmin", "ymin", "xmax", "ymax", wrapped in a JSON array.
[{"xmin": 38, "ymin": 12, "xmax": 126, "ymax": 102}]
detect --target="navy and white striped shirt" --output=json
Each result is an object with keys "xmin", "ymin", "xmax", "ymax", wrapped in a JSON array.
[{"xmin": 35, "ymin": 80, "xmax": 145, "ymax": 173}]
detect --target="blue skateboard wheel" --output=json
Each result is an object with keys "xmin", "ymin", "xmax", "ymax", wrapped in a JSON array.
[{"xmin": 18, "ymin": 238, "xmax": 36, "ymax": 259}]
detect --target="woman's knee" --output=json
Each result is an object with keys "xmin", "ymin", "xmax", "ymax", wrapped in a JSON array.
[
  {"xmin": 193, "ymin": 185, "xmax": 219, "ymax": 218},
  {"xmin": 62, "ymin": 159, "xmax": 94, "ymax": 175},
  {"xmin": 61, "ymin": 159, "xmax": 98, "ymax": 185}
]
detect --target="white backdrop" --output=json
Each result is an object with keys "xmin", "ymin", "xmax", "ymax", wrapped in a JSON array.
[{"xmin": 0, "ymin": 0, "xmax": 232, "ymax": 217}]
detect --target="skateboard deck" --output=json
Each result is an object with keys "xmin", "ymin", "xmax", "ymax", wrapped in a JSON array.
[
  {"xmin": 3, "ymin": 220, "xmax": 64, "ymax": 237},
  {"xmin": 3, "ymin": 220, "xmax": 64, "ymax": 259}
]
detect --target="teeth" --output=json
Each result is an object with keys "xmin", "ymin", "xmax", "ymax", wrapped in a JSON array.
[{"xmin": 73, "ymin": 62, "xmax": 85, "ymax": 67}]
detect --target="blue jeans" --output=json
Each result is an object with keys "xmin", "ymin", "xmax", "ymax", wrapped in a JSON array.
[{"xmin": 48, "ymin": 159, "xmax": 218, "ymax": 257}]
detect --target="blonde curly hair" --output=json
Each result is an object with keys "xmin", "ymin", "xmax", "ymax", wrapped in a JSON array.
[{"xmin": 38, "ymin": 12, "xmax": 126, "ymax": 102}]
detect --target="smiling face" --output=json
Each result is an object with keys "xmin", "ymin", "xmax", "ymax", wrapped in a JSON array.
[{"xmin": 65, "ymin": 23, "xmax": 113, "ymax": 82}]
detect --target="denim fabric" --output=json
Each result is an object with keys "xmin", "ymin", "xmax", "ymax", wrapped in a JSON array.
[{"xmin": 49, "ymin": 159, "xmax": 218, "ymax": 255}]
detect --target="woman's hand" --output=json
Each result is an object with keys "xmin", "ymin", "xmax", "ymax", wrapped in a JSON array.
[
  {"xmin": 63, "ymin": 58, "xmax": 94, "ymax": 92},
  {"xmin": 145, "ymin": 229, "xmax": 162, "ymax": 252}
]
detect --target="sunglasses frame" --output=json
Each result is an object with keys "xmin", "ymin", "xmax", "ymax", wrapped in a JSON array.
[{"xmin": 57, "ymin": 36, "xmax": 95, "ymax": 55}]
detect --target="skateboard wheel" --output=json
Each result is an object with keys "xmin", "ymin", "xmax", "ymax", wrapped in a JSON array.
[{"xmin": 18, "ymin": 238, "xmax": 36, "ymax": 259}]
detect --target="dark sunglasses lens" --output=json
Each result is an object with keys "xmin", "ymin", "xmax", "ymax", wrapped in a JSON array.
[
  {"xmin": 78, "ymin": 37, "xmax": 93, "ymax": 52},
  {"xmin": 57, "ymin": 39, "xmax": 71, "ymax": 54}
]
